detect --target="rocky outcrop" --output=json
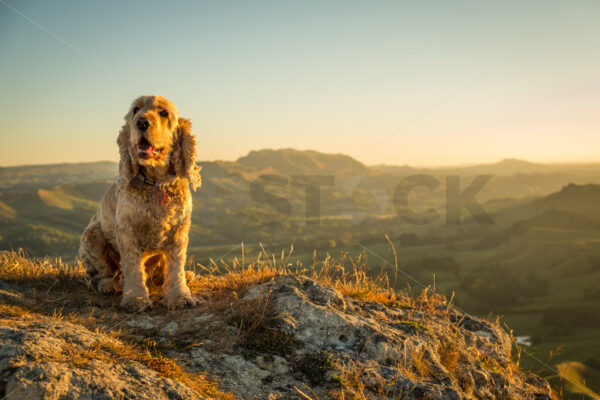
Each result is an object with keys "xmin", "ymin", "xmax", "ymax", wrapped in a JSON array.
[
  {"xmin": 0, "ymin": 319, "xmax": 205, "ymax": 400},
  {"xmin": 186, "ymin": 275, "xmax": 552, "ymax": 399},
  {"xmin": 0, "ymin": 273, "xmax": 555, "ymax": 399}
]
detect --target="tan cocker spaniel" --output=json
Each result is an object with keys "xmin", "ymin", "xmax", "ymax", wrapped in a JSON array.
[{"xmin": 79, "ymin": 95, "xmax": 201, "ymax": 311}]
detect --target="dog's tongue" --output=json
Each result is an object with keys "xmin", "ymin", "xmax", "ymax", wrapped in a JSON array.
[{"xmin": 138, "ymin": 144, "xmax": 154, "ymax": 152}]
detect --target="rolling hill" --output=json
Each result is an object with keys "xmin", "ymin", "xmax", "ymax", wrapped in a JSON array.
[
  {"xmin": 0, "ymin": 161, "xmax": 117, "ymax": 189},
  {"xmin": 2, "ymin": 149, "xmax": 600, "ymax": 258}
]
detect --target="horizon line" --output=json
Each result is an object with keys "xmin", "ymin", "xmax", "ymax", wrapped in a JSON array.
[{"xmin": 1, "ymin": 150, "xmax": 599, "ymax": 169}]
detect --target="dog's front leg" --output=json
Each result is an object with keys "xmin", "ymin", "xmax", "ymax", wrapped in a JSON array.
[
  {"xmin": 164, "ymin": 239, "xmax": 198, "ymax": 310},
  {"xmin": 119, "ymin": 244, "xmax": 152, "ymax": 311}
]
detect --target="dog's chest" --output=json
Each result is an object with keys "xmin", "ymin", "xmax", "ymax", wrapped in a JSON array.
[{"xmin": 128, "ymin": 184, "xmax": 191, "ymax": 249}]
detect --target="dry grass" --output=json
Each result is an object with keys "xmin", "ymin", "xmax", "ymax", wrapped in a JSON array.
[
  {"xmin": 0, "ymin": 248, "xmax": 85, "ymax": 282},
  {"xmin": 306, "ymin": 251, "xmax": 401, "ymax": 305},
  {"xmin": 0, "ymin": 249, "xmax": 236, "ymax": 399},
  {"xmin": 0, "ymin": 245, "xmax": 416, "ymax": 316},
  {"xmin": 437, "ymin": 340, "xmax": 460, "ymax": 374},
  {"xmin": 0, "ymin": 303, "xmax": 32, "ymax": 318},
  {"xmin": 0, "ymin": 247, "xmax": 556, "ymax": 400},
  {"xmin": 0, "ymin": 246, "xmax": 427, "ymax": 399},
  {"xmin": 0, "ymin": 247, "xmax": 299, "ymax": 398},
  {"xmin": 329, "ymin": 360, "xmax": 370, "ymax": 400}
]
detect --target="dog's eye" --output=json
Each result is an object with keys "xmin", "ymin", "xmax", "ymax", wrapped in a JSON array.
[
  {"xmin": 133, "ymin": 107, "xmax": 140, "ymax": 115},
  {"xmin": 159, "ymin": 110, "xmax": 169, "ymax": 118}
]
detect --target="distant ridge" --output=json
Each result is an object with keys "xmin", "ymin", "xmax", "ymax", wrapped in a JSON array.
[
  {"xmin": 371, "ymin": 158, "xmax": 595, "ymax": 176},
  {"xmin": 236, "ymin": 148, "xmax": 370, "ymax": 176},
  {"xmin": 460, "ymin": 158, "xmax": 554, "ymax": 175},
  {"xmin": 3, "ymin": 151, "xmax": 599, "ymax": 177}
]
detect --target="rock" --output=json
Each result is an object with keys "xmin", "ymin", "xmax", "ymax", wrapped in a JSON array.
[
  {"xmin": 160, "ymin": 321, "xmax": 179, "ymax": 336},
  {"xmin": 0, "ymin": 273, "xmax": 555, "ymax": 400},
  {"xmin": 193, "ymin": 274, "xmax": 553, "ymax": 399},
  {"xmin": 0, "ymin": 319, "xmax": 205, "ymax": 400},
  {"xmin": 194, "ymin": 314, "xmax": 214, "ymax": 323},
  {"xmin": 5, "ymin": 361, "xmax": 201, "ymax": 400},
  {"xmin": 126, "ymin": 315, "xmax": 159, "ymax": 330},
  {"xmin": 189, "ymin": 349, "xmax": 284, "ymax": 399}
]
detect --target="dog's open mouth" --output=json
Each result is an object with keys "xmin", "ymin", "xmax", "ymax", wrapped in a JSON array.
[{"xmin": 137, "ymin": 137, "xmax": 162, "ymax": 159}]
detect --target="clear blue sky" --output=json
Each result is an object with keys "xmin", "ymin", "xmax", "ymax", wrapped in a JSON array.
[{"xmin": 1, "ymin": 0, "xmax": 599, "ymax": 166}]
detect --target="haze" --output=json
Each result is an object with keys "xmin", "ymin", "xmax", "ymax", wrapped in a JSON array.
[{"xmin": 1, "ymin": 0, "xmax": 599, "ymax": 167}]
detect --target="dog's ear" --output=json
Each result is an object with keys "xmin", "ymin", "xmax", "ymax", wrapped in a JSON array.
[
  {"xmin": 171, "ymin": 117, "xmax": 201, "ymax": 191},
  {"xmin": 117, "ymin": 122, "xmax": 138, "ymax": 183}
]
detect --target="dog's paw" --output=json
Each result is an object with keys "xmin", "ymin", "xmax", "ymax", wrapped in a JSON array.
[
  {"xmin": 97, "ymin": 277, "xmax": 123, "ymax": 294},
  {"xmin": 165, "ymin": 290, "xmax": 199, "ymax": 311},
  {"xmin": 120, "ymin": 295, "xmax": 152, "ymax": 312}
]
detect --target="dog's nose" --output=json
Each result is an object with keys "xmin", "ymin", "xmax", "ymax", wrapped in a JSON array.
[{"xmin": 137, "ymin": 117, "xmax": 149, "ymax": 131}]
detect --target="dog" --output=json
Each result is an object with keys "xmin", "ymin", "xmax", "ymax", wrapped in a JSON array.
[{"xmin": 79, "ymin": 95, "xmax": 201, "ymax": 311}]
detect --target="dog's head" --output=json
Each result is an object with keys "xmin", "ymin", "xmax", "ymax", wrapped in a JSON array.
[{"xmin": 117, "ymin": 95, "xmax": 201, "ymax": 190}]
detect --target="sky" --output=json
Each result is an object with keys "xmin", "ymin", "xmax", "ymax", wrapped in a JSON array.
[{"xmin": 1, "ymin": 0, "xmax": 599, "ymax": 167}]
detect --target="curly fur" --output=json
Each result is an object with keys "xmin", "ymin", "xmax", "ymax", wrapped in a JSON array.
[{"xmin": 79, "ymin": 95, "xmax": 201, "ymax": 310}]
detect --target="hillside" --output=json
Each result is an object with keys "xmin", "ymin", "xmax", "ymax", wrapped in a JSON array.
[
  {"xmin": 445, "ymin": 158, "xmax": 555, "ymax": 176},
  {"xmin": 0, "ymin": 250, "xmax": 556, "ymax": 399},
  {"xmin": 373, "ymin": 158, "xmax": 600, "ymax": 177},
  {"xmin": 3, "ymin": 149, "xmax": 600, "ymax": 260},
  {"xmin": 533, "ymin": 183, "xmax": 600, "ymax": 219},
  {"xmin": 0, "ymin": 161, "xmax": 117, "ymax": 189}
]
